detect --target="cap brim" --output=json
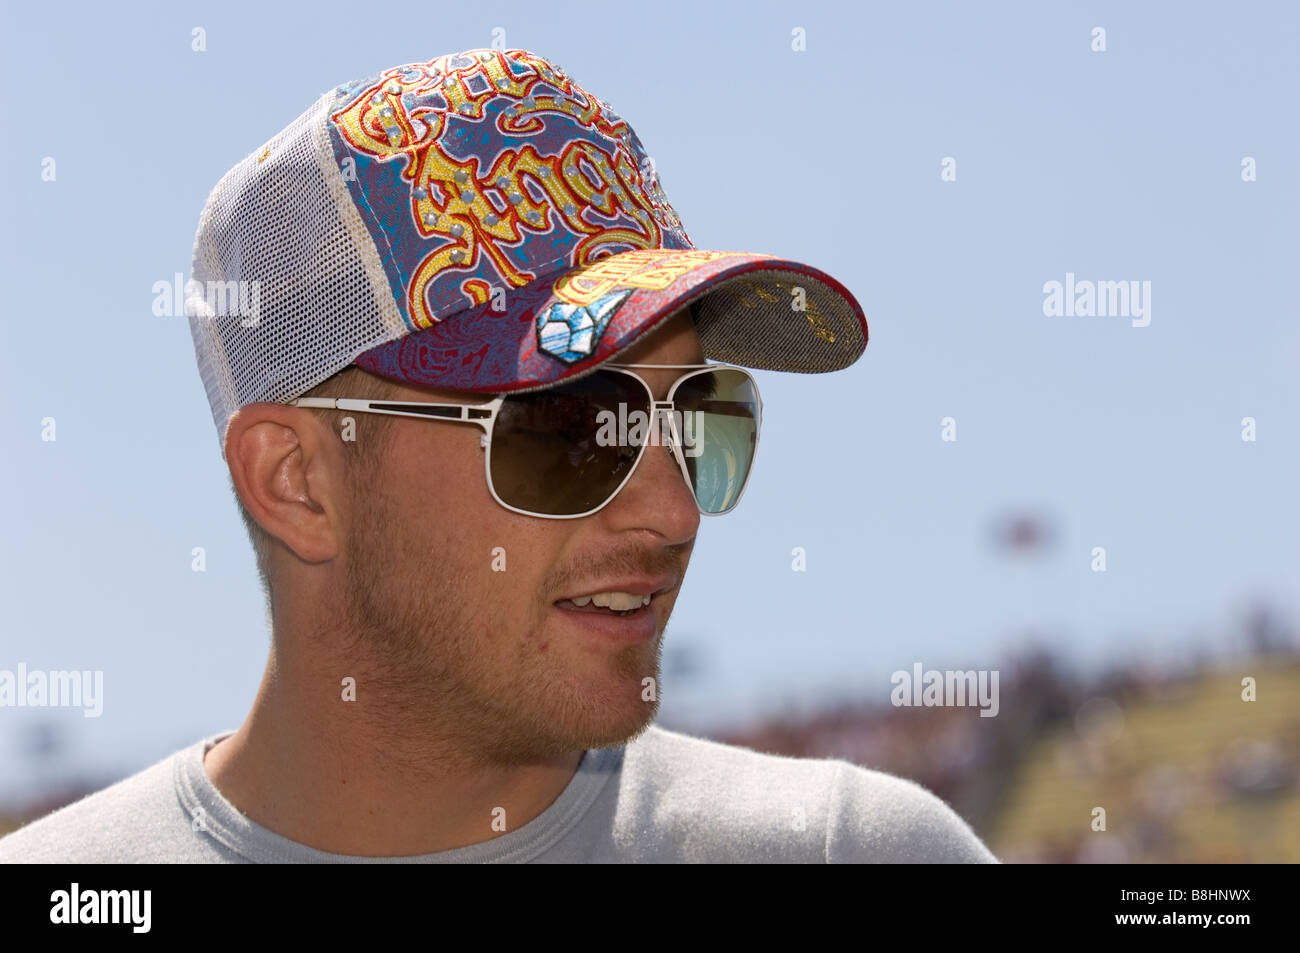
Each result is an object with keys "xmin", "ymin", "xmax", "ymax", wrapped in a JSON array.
[{"xmin": 354, "ymin": 248, "xmax": 868, "ymax": 394}]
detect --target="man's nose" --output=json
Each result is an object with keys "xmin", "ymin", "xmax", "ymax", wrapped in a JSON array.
[{"xmin": 598, "ymin": 413, "xmax": 700, "ymax": 542}]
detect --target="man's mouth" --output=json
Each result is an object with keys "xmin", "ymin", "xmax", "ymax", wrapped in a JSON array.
[
  {"xmin": 550, "ymin": 574, "xmax": 676, "ymax": 640},
  {"xmin": 553, "ymin": 591, "xmax": 654, "ymax": 616}
]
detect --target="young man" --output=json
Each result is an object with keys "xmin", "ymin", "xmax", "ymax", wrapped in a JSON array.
[{"xmin": 0, "ymin": 48, "xmax": 996, "ymax": 863}]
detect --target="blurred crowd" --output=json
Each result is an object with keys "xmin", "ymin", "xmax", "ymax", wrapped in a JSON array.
[{"xmin": 716, "ymin": 630, "xmax": 1300, "ymax": 862}]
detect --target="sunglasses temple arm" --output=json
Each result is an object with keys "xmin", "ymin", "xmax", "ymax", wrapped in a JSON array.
[{"xmin": 290, "ymin": 397, "xmax": 496, "ymax": 438}]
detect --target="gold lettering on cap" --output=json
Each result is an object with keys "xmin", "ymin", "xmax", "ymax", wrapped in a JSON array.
[{"xmin": 552, "ymin": 249, "xmax": 737, "ymax": 306}]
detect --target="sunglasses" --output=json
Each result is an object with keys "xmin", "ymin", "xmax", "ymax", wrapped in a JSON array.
[{"xmin": 291, "ymin": 363, "xmax": 763, "ymax": 519}]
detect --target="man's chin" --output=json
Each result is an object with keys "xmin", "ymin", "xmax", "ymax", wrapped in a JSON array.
[
  {"xmin": 571, "ymin": 697, "xmax": 661, "ymax": 751},
  {"xmin": 514, "ymin": 682, "xmax": 661, "ymax": 759}
]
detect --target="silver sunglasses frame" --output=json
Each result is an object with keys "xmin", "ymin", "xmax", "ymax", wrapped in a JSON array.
[{"xmin": 290, "ymin": 362, "xmax": 763, "ymax": 520}]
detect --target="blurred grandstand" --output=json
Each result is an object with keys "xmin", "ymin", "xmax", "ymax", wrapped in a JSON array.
[{"xmin": 716, "ymin": 641, "xmax": 1300, "ymax": 862}]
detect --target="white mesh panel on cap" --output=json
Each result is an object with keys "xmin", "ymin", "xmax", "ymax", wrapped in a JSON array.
[{"xmin": 187, "ymin": 89, "xmax": 405, "ymax": 456}]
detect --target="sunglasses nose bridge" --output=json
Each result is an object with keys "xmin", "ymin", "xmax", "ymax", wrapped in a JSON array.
[{"xmin": 645, "ymin": 401, "xmax": 697, "ymax": 505}]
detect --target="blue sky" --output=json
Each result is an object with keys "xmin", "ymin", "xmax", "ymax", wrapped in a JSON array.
[{"xmin": 1, "ymin": 0, "xmax": 1297, "ymax": 800}]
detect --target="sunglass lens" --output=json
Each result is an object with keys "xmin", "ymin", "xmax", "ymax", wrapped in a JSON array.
[
  {"xmin": 672, "ymin": 369, "xmax": 760, "ymax": 514},
  {"xmin": 488, "ymin": 371, "xmax": 649, "ymax": 516}
]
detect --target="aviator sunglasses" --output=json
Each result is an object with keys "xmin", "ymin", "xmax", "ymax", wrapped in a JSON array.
[{"xmin": 291, "ymin": 363, "xmax": 763, "ymax": 519}]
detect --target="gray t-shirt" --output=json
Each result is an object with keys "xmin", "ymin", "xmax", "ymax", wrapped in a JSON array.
[{"xmin": 0, "ymin": 724, "xmax": 998, "ymax": 863}]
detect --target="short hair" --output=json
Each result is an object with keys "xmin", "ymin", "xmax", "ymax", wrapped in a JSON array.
[{"xmin": 231, "ymin": 364, "xmax": 398, "ymax": 607}]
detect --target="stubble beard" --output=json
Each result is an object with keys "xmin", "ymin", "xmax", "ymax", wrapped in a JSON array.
[{"xmin": 340, "ymin": 472, "xmax": 665, "ymax": 768}]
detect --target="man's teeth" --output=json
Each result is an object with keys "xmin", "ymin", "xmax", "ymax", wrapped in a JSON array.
[{"xmin": 571, "ymin": 592, "xmax": 652, "ymax": 610}]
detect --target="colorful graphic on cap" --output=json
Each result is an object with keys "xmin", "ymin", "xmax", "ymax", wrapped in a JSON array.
[
  {"xmin": 533, "ymin": 249, "xmax": 744, "ymax": 362},
  {"xmin": 328, "ymin": 49, "xmax": 694, "ymax": 332},
  {"xmin": 535, "ymin": 288, "xmax": 633, "ymax": 362},
  {"xmin": 356, "ymin": 246, "xmax": 867, "ymax": 394},
  {"xmin": 551, "ymin": 249, "xmax": 740, "ymax": 306}
]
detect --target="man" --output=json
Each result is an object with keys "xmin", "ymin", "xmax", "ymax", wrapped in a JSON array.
[{"xmin": 0, "ymin": 48, "xmax": 996, "ymax": 863}]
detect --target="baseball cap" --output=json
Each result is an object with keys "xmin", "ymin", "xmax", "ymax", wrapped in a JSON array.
[{"xmin": 186, "ymin": 48, "xmax": 869, "ymax": 455}]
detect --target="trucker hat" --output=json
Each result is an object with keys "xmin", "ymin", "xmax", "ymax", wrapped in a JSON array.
[{"xmin": 186, "ymin": 48, "xmax": 869, "ymax": 454}]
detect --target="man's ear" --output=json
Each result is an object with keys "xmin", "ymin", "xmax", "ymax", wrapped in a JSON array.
[{"xmin": 224, "ymin": 403, "xmax": 346, "ymax": 565}]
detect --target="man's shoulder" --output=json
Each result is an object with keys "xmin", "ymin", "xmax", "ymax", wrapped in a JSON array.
[
  {"xmin": 613, "ymin": 724, "xmax": 998, "ymax": 863},
  {"xmin": 0, "ymin": 736, "xmax": 224, "ymax": 863}
]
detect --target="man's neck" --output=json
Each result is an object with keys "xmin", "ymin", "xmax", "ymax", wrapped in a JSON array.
[{"xmin": 202, "ymin": 653, "xmax": 584, "ymax": 857}]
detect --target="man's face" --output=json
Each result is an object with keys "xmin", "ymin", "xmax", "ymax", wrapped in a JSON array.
[{"xmin": 341, "ymin": 308, "xmax": 706, "ymax": 763}]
